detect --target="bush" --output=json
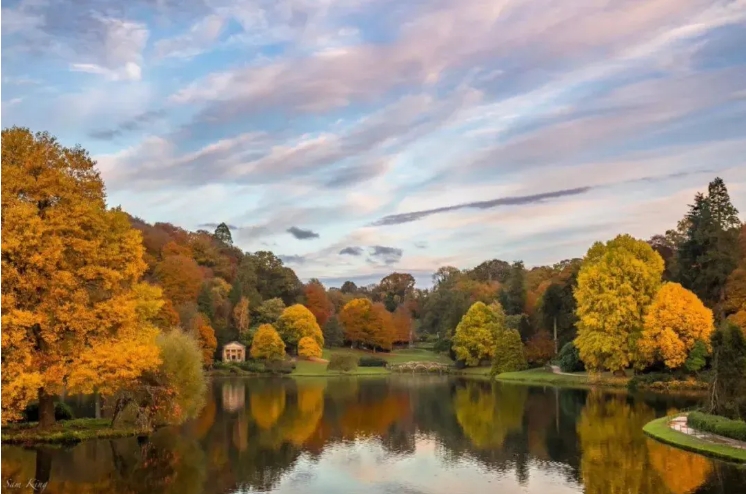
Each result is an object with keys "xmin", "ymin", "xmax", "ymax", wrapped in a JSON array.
[
  {"xmin": 433, "ymin": 338, "xmax": 452, "ymax": 354},
  {"xmin": 688, "ymin": 411, "xmax": 746, "ymax": 441},
  {"xmin": 327, "ymin": 353, "xmax": 358, "ymax": 372},
  {"xmin": 264, "ymin": 360, "xmax": 296, "ymax": 374},
  {"xmin": 556, "ymin": 342, "xmax": 585, "ymax": 373},
  {"xmin": 359, "ymin": 356, "xmax": 387, "ymax": 367},
  {"xmin": 236, "ymin": 361, "xmax": 266, "ymax": 373},
  {"xmin": 23, "ymin": 401, "xmax": 74, "ymax": 422}
]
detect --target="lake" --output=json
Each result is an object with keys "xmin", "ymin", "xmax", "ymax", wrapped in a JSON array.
[{"xmin": 2, "ymin": 376, "xmax": 745, "ymax": 494}]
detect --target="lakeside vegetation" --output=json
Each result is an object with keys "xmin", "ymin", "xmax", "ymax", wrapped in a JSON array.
[
  {"xmin": 1, "ymin": 418, "xmax": 150, "ymax": 445},
  {"xmin": 643, "ymin": 416, "xmax": 746, "ymax": 463}
]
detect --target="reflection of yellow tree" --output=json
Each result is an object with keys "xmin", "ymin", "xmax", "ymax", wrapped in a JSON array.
[
  {"xmin": 578, "ymin": 392, "xmax": 659, "ymax": 494},
  {"xmin": 251, "ymin": 386, "xmax": 286, "ymax": 429},
  {"xmin": 233, "ymin": 411, "xmax": 250, "ymax": 452},
  {"xmin": 454, "ymin": 383, "xmax": 526, "ymax": 449},
  {"xmin": 340, "ymin": 393, "xmax": 409, "ymax": 439},
  {"xmin": 193, "ymin": 399, "xmax": 216, "ymax": 439},
  {"xmin": 647, "ymin": 438, "xmax": 712, "ymax": 494},
  {"xmin": 281, "ymin": 383, "xmax": 326, "ymax": 445}
]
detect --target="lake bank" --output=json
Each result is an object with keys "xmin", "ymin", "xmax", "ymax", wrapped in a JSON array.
[
  {"xmin": 643, "ymin": 415, "xmax": 746, "ymax": 463},
  {"xmin": 1, "ymin": 418, "xmax": 150, "ymax": 445}
]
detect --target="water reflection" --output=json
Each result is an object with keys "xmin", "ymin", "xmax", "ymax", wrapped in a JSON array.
[{"xmin": 2, "ymin": 377, "xmax": 746, "ymax": 494}]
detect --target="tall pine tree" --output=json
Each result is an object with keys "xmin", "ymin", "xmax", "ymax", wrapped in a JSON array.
[{"xmin": 677, "ymin": 178, "xmax": 741, "ymax": 319}]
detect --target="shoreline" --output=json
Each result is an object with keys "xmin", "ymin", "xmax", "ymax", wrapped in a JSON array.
[
  {"xmin": 643, "ymin": 415, "xmax": 746, "ymax": 463},
  {"xmin": 1, "ymin": 418, "xmax": 151, "ymax": 446}
]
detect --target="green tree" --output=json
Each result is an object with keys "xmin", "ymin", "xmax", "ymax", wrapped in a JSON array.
[
  {"xmin": 377, "ymin": 272, "xmax": 416, "ymax": 312},
  {"xmin": 255, "ymin": 297, "xmax": 286, "ymax": 324},
  {"xmin": 213, "ymin": 222, "xmax": 233, "ymax": 245},
  {"xmin": 677, "ymin": 178, "xmax": 741, "ymax": 317},
  {"xmin": 452, "ymin": 302, "xmax": 502, "ymax": 366},
  {"xmin": 323, "ymin": 315, "xmax": 345, "ymax": 348},
  {"xmin": 709, "ymin": 322, "xmax": 746, "ymax": 419},
  {"xmin": 155, "ymin": 330, "xmax": 207, "ymax": 423},
  {"xmin": 574, "ymin": 234, "xmax": 664, "ymax": 374},
  {"xmin": 197, "ymin": 282, "xmax": 214, "ymax": 321},
  {"xmin": 491, "ymin": 327, "xmax": 527, "ymax": 375},
  {"xmin": 501, "ymin": 261, "xmax": 526, "ymax": 315}
]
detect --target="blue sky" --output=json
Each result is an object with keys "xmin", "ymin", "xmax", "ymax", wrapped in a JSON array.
[{"xmin": 3, "ymin": 0, "xmax": 746, "ymax": 287}]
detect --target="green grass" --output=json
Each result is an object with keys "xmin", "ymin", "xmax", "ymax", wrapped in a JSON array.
[
  {"xmin": 2, "ymin": 418, "xmax": 150, "ymax": 445},
  {"xmin": 292, "ymin": 347, "xmax": 452, "ymax": 377},
  {"xmin": 643, "ymin": 415, "xmax": 746, "ymax": 463},
  {"xmin": 495, "ymin": 368, "xmax": 590, "ymax": 387}
]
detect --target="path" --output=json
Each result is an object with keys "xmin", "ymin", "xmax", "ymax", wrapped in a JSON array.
[
  {"xmin": 549, "ymin": 365, "xmax": 583, "ymax": 377},
  {"xmin": 669, "ymin": 415, "xmax": 746, "ymax": 450}
]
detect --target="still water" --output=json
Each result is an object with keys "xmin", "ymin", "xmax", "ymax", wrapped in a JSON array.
[{"xmin": 2, "ymin": 376, "xmax": 745, "ymax": 494}]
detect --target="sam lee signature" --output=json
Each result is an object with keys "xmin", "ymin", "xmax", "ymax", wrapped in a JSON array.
[{"xmin": 5, "ymin": 479, "xmax": 49, "ymax": 492}]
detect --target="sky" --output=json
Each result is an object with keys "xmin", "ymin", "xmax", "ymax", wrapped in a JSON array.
[{"xmin": 3, "ymin": 0, "xmax": 746, "ymax": 288}]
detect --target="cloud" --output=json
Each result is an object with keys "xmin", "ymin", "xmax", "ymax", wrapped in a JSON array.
[
  {"xmin": 339, "ymin": 246, "xmax": 364, "ymax": 256},
  {"xmin": 287, "ymin": 226, "xmax": 320, "ymax": 240},
  {"xmin": 89, "ymin": 109, "xmax": 166, "ymax": 140},
  {"xmin": 372, "ymin": 187, "xmax": 592, "ymax": 226},
  {"xmin": 414, "ymin": 241, "xmax": 428, "ymax": 249},
  {"xmin": 198, "ymin": 222, "xmax": 238, "ymax": 230},
  {"xmin": 280, "ymin": 254, "xmax": 306, "ymax": 264},
  {"xmin": 154, "ymin": 14, "xmax": 224, "ymax": 60},
  {"xmin": 368, "ymin": 245, "xmax": 403, "ymax": 265}
]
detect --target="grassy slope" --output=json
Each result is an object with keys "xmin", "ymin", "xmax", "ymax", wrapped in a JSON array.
[
  {"xmin": 643, "ymin": 416, "xmax": 746, "ymax": 463},
  {"xmin": 496, "ymin": 368, "xmax": 589, "ymax": 386},
  {"xmin": 292, "ymin": 347, "xmax": 452, "ymax": 377},
  {"xmin": 2, "ymin": 418, "xmax": 149, "ymax": 445}
]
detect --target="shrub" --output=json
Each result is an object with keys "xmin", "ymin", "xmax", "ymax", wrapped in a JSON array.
[
  {"xmin": 327, "ymin": 353, "xmax": 358, "ymax": 372},
  {"xmin": 557, "ymin": 342, "xmax": 585, "ymax": 373},
  {"xmin": 359, "ymin": 356, "xmax": 387, "ymax": 367},
  {"xmin": 264, "ymin": 360, "xmax": 296, "ymax": 374},
  {"xmin": 236, "ymin": 361, "xmax": 266, "ymax": 373},
  {"xmin": 23, "ymin": 402, "xmax": 74, "ymax": 422},
  {"xmin": 298, "ymin": 336, "xmax": 322, "ymax": 359},
  {"xmin": 433, "ymin": 338, "xmax": 452, "ymax": 354},
  {"xmin": 688, "ymin": 411, "xmax": 746, "ymax": 441},
  {"xmin": 491, "ymin": 328, "xmax": 527, "ymax": 376}
]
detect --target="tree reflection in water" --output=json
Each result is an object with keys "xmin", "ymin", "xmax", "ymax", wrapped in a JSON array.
[{"xmin": 2, "ymin": 377, "xmax": 745, "ymax": 494}]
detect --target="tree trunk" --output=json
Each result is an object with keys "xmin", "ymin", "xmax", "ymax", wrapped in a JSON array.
[
  {"xmin": 35, "ymin": 447, "xmax": 53, "ymax": 484},
  {"xmin": 38, "ymin": 388, "xmax": 56, "ymax": 429},
  {"xmin": 553, "ymin": 317, "xmax": 558, "ymax": 355},
  {"xmin": 95, "ymin": 390, "xmax": 101, "ymax": 419}
]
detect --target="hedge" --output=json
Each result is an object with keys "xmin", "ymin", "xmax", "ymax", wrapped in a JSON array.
[
  {"xmin": 327, "ymin": 354, "xmax": 358, "ymax": 372},
  {"xmin": 358, "ymin": 356, "xmax": 387, "ymax": 367},
  {"xmin": 688, "ymin": 411, "xmax": 746, "ymax": 442}
]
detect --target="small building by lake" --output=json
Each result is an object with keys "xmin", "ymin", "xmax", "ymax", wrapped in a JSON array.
[{"xmin": 222, "ymin": 341, "xmax": 246, "ymax": 362}]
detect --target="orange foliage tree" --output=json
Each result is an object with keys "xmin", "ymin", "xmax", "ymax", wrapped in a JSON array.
[
  {"xmin": 524, "ymin": 330, "xmax": 556, "ymax": 366},
  {"xmin": 303, "ymin": 280, "xmax": 333, "ymax": 327},
  {"xmin": 155, "ymin": 254, "xmax": 204, "ymax": 307},
  {"xmin": 194, "ymin": 314, "xmax": 218, "ymax": 368},
  {"xmin": 298, "ymin": 336, "xmax": 322, "ymax": 359},
  {"xmin": 1, "ymin": 127, "xmax": 161, "ymax": 426},
  {"xmin": 393, "ymin": 305, "xmax": 413, "ymax": 345},
  {"xmin": 276, "ymin": 304, "xmax": 324, "ymax": 353},
  {"xmin": 638, "ymin": 283, "xmax": 714, "ymax": 370},
  {"xmin": 250, "ymin": 324, "xmax": 286, "ymax": 360},
  {"xmin": 339, "ymin": 298, "xmax": 395, "ymax": 351}
]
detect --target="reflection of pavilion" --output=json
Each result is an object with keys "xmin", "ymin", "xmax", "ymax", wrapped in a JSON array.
[{"xmin": 222, "ymin": 382, "xmax": 246, "ymax": 413}]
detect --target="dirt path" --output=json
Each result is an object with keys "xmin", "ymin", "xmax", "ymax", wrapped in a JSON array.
[
  {"xmin": 549, "ymin": 365, "xmax": 582, "ymax": 377},
  {"xmin": 669, "ymin": 415, "xmax": 746, "ymax": 450}
]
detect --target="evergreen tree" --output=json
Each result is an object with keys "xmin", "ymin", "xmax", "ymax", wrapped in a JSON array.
[
  {"xmin": 197, "ymin": 282, "xmax": 214, "ymax": 321},
  {"xmin": 677, "ymin": 178, "xmax": 741, "ymax": 318},
  {"xmin": 502, "ymin": 261, "xmax": 526, "ymax": 316},
  {"xmin": 710, "ymin": 322, "xmax": 746, "ymax": 419},
  {"xmin": 322, "ymin": 315, "xmax": 345, "ymax": 348},
  {"xmin": 213, "ymin": 222, "xmax": 233, "ymax": 245}
]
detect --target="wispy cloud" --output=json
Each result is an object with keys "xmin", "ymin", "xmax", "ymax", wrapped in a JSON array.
[{"xmin": 287, "ymin": 226, "xmax": 320, "ymax": 240}]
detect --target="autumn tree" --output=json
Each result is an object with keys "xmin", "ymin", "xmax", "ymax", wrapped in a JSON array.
[
  {"xmin": 194, "ymin": 314, "xmax": 217, "ymax": 368},
  {"xmin": 339, "ymin": 298, "xmax": 395, "ymax": 351},
  {"xmin": 491, "ymin": 327, "xmax": 527, "ymax": 375},
  {"xmin": 154, "ymin": 299, "xmax": 180, "ymax": 330},
  {"xmin": 250, "ymin": 324, "xmax": 286, "ymax": 361},
  {"xmin": 638, "ymin": 283, "xmax": 714, "ymax": 370},
  {"xmin": 574, "ymin": 234, "xmax": 664, "ymax": 374},
  {"xmin": 276, "ymin": 304, "xmax": 324, "ymax": 353},
  {"xmin": 523, "ymin": 330, "xmax": 556, "ymax": 367},
  {"xmin": 393, "ymin": 305, "xmax": 413, "ymax": 345},
  {"xmin": 1, "ymin": 127, "xmax": 161, "ymax": 427},
  {"xmin": 298, "ymin": 336, "xmax": 322, "ymax": 359},
  {"xmin": 725, "ymin": 225, "xmax": 746, "ymax": 333},
  {"xmin": 255, "ymin": 297, "xmax": 286, "ymax": 324},
  {"xmin": 155, "ymin": 254, "xmax": 204, "ymax": 307},
  {"xmin": 303, "ymin": 280, "xmax": 333, "ymax": 327},
  {"xmin": 232, "ymin": 296, "xmax": 250, "ymax": 337},
  {"xmin": 377, "ymin": 272, "xmax": 416, "ymax": 312},
  {"xmin": 154, "ymin": 330, "xmax": 207, "ymax": 424},
  {"xmin": 452, "ymin": 302, "xmax": 502, "ymax": 366}
]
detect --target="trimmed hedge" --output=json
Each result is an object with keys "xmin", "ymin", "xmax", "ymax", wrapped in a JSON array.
[
  {"xmin": 688, "ymin": 411, "xmax": 746, "ymax": 442},
  {"xmin": 264, "ymin": 360, "xmax": 296, "ymax": 374},
  {"xmin": 358, "ymin": 356, "xmax": 387, "ymax": 367},
  {"xmin": 327, "ymin": 354, "xmax": 358, "ymax": 372}
]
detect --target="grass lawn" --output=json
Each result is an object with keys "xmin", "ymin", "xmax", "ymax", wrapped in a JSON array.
[
  {"xmin": 2, "ymin": 418, "xmax": 149, "ymax": 445},
  {"xmin": 496, "ymin": 368, "xmax": 590, "ymax": 386},
  {"xmin": 643, "ymin": 416, "xmax": 746, "ymax": 463},
  {"xmin": 292, "ymin": 347, "xmax": 452, "ymax": 377},
  {"xmin": 454, "ymin": 366, "xmax": 492, "ymax": 378}
]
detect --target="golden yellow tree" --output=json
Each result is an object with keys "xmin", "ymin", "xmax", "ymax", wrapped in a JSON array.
[
  {"xmin": 1, "ymin": 128, "xmax": 160, "ymax": 426},
  {"xmin": 574, "ymin": 234, "xmax": 664, "ymax": 373},
  {"xmin": 452, "ymin": 302, "xmax": 501, "ymax": 366},
  {"xmin": 298, "ymin": 336, "xmax": 322, "ymax": 359},
  {"xmin": 232, "ymin": 296, "xmax": 250, "ymax": 336},
  {"xmin": 646, "ymin": 438, "xmax": 712, "ymax": 494},
  {"xmin": 276, "ymin": 304, "xmax": 324, "ymax": 352},
  {"xmin": 250, "ymin": 385, "xmax": 286, "ymax": 429},
  {"xmin": 250, "ymin": 324, "xmax": 286, "ymax": 360},
  {"xmin": 454, "ymin": 381, "xmax": 526, "ymax": 449},
  {"xmin": 638, "ymin": 283, "xmax": 714, "ymax": 369}
]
